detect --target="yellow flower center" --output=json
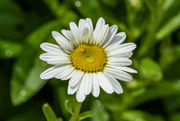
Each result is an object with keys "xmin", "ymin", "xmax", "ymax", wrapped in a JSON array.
[{"xmin": 70, "ymin": 44, "xmax": 106, "ymax": 72}]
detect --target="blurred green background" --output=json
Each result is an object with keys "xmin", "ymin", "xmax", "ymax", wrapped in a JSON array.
[{"xmin": 0, "ymin": 0, "xmax": 180, "ymax": 121}]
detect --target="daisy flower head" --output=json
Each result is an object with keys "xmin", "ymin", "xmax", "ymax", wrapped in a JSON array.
[{"xmin": 40, "ymin": 17, "xmax": 137, "ymax": 102}]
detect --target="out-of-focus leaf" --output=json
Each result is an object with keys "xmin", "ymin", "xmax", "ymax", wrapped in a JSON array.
[
  {"xmin": 10, "ymin": 20, "xmax": 61, "ymax": 105},
  {"xmin": 164, "ymin": 95, "xmax": 180, "ymax": 112},
  {"xmin": 159, "ymin": 38, "xmax": 176, "ymax": 69},
  {"xmin": 120, "ymin": 110, "xmax": 165, "ymax": 121},
  {"xmin": 10, "ymin": 55, "xmax": 47, "ymax": 105},
  {"xmin": 73, "ymin": 0, "xmax": 112, "ymax": 20},
  {"xmin": 156, "ymin": 0, "xmax": 180, "ymax": 40},
  {"xmin": 91, "ymin": 100, "xmax": 110, "ymax": 121},
  {"xmin": 170, "ymin": 113, "xmax": 180, "ymax": 121},
  {"xmin": 0, "ymin": 40, "xmax": 22, "ymax": 59},
  {"xmin": 8, "ymin": 103, "xmax": 45, "ymax": 121},
  {"xmin": 131, "ymin": 78, "xmax": 180, "ymax": 107},
  {"xmin": 139, "ymin": 58, "xmax": 163, "ymax": 82},
  {"xmin": 156, "ymin": 11, "xmax": 180, "ymax": 40},
  {"xmin": 101, "ymin": 0, "xmax": 119, "ymax": 7},
  {"xmin": 42, "ymin": 103, "xmax": 59, "ymax": 121},
  {"xmin": 0, "ymin": 0, "xmax": 23, "ymax": 39}
]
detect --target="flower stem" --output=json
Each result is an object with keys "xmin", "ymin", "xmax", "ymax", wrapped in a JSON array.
[{"xmin": 69, "ymin": 101, "xmax": 82, "ymax": 121}]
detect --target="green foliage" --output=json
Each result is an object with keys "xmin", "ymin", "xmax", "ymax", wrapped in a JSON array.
[
  {"xmin": 42, "ymin": 103, "xmax": 60, "ymax": 121},
  {"xmin": 0, "ymin": 0, "xmax": 180, "ymax": 121}
]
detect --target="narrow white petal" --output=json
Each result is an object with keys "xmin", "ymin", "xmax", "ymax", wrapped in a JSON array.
[
  {"xmin": 109, "ymin": 32, "xmax": 126, "ymax": 47},
  {"xmin": 85, "ymin": 18, "xmax": 94, "ymax": 41},
  {"xmin": 40, "ymin": 52, "xmax": 68, "ymax": 61},
  {"xmin": 107, "ymin": 51, "xmax": 133, "ymax": 58},
  {"xmin": 76, "ymin": 88, "xmax": 86, "ymax": 102},
  {"xmin": 97, "ymin": 72, "xmax": 114, "ymax": 94},
  {"xmin": 40, "ymin": 43, "xmax": 63, "ymax": 53},
  {"xmin": 107, "ymin": 58, "xmax": 132, "ymax": 66},
  {"xmin": 92, "ymin": 73, "xmax": 100, "ymax": 97},
  {"xmin": 86, "ymin": 18, "xmax": 93, "ymax": 30},
  {"xmin": 78, "ymin": 19, "xmax": 85, "ymax": 31},
  {"xmin": 40, "ymin": 66, "xmax": 58, "ymax": 79},
  {"xmin": 62, "ymin": 69, "xmax": 77, "ymax": 80},
  {"xmin": 55, "ymin": 65, "xmax": 75, "ymax": 80},
  {"xmin": 108, "ymin": 43, "xmax": 136, "ymax": 54},
  {"xmin": 69, "ymin": 22, "xmax": 81, "ymax": 44},
  {"xmin": 81, "ymin": 28, "xmax": 89, "ymax": 44},
  {"xmin": 98, "ymin": 25, "xmax": 109, "ymax": 46},
  {"xmin": 105, "ymin": 67, "xmax": 132, "ymax": 81},
  {"xmin": 113, "ymin": 32, "xmax": 126, "ymax": 45},
  {"xmin": 103, "ymin": 25, "xmax": 118, "ymax": 48},
  {"xmin": 68, "ymin": 84, "xmax": 79, "ymax": 95},
  {"xmin": 93, "ymin": 17, "xmax": 105, "ymax": 44},
  {"xmin": 84, "ymin": 73, "xmax": 93, "ymax": 95},
  {"xmin": 76, "ymin": 74, "xmax": 87, "ymax": 102},
  {"xmin": 52, "ymin": 31, "xmax": 73, "ymax": 53},
  {"xmin": 61, "ymin": 29, "xmax": 78, "ymax": 47},
  {"xmin": 47, "ymin": 56, "xmax": 70, "ymax": 65},
  {"xmin": 114, "ymin": 66, "xmax": 137, "ymax": 73},
  {"xmin": 104, "ymin": 72, "xmax": 123, "ymax": 94},
  {"xmin": 69, "ymin": 70, "xmax": 84, "ymax": 88}
]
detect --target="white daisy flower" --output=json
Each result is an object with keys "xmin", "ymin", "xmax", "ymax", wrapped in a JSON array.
[{"xmin": 40, "ymin": 17, "xmax": 137, "ymax": 102}]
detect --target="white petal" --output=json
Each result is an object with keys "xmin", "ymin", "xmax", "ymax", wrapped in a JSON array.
[
  {"xmin": 81, "ymin": 28, "xmax": 89, "ymax": 44},
  {"xmin": 108, "ymin": 43, "xmax": 136, "ymax": 54},
  {"xmin": 97, "ymin": 72, "xmax": 114, "ymax": 94},
  {"xmin": 114, "ymin": 66, "xmax": 137, "ymax": 73},
  {"xmin": 107, "ymin": 58, "xmax": 132, "ymax": 66},
  {"xmin": 76, "ymin": 74, "xmax": 87, "ymax": 102},
  {"xmin": 40, "ymin": 66, "xmax": 58, "ymax": 79},
  {"xmin": 40, "ymin": 52, "xmax": 68, "ymax": 61},
  {"xmin": 107, "ymin": 51, "xmax": 133, "ymax": 58},
  {"xmin": 92, "ymin": 73, "xmax": 100, "ymax": 97},
  {"xmin": 40, "ymin": 43, "xmax": 63, "ymax": 53},
  {"xmin": 61, "ymin": 29, "xmax": 78, "ymax": 47},
  {"xmin": 69, "ymin": 22, "xmax": 81, "ymax": 44},
  {"xmin": 108, "ymin": 32, "xmax": 126, "ymax": 47},
  {"xmin": 104, "ymin": 72, "xmax": 123, "ymax": 94},
  {"xmin": 84, "ymin": 73, "xmax": 93, "ymax": 95},
  {"xmin": 113, "ymin": 32, "xmax": 126, "ymax": 45},
  {"xmin": 85, "ymin": 18, "xmax": 93, "ymax": 41},
  {"xmin": 69, "ymin": 70, "xmax": 84, "ymax": 88},
  {"xmin": 103, "ymin": 25, "xmax": 118, "ymax": 48},
  {"xmin": 55, "ymin": 65, "xmax": 75, "ymax": 80},
  {"xmin": 47, "ymin": 56, "xmax": 70, "ymax": 65},
  {"xmin": 105, "ymin": 67, "xmax": 132, "ymax": 81},
  {"xmin": 97, "ymin": 25, "xmax": 109, "ymax": 46},
  {"xmin": 68, "ymin": 84, "xmax": 79, "ymax": 95},
  {"xmin": 93, "ymin": 17, "xmax": 105, "ymax": 44},
  {"xmin": 52, "ymin": 31, "xmax": 73, "ymax": 53}
]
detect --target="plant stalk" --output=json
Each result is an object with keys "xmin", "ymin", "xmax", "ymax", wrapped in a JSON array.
[{"xmin": 69, "ymin": 101, "xmax": 82, "ymax": 121}]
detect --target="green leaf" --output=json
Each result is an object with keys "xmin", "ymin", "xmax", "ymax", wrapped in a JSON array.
[
  {"xmin": 131, "ymin": 78, "xmax": 180, "ymax": 107},
  {"xmin": 91, "ymin": 100, "xmax": 110, "ymax": 121},
  {"xmin": 170, "ymin": 113, "xmax": 180, "ymax": 121},
  {"xmin": 10, "ymin": 55, "xmax": 47, "ymax": 105},
  {"xmin": 121, "ymin": 110, "xmax": 165, "ymax": 121},
  {"xmin": 0, "ymin": 40, "xmax": 22, "ymax": 59},
  {"xmin": 164, "ymin": 96, "xmax": 180, "ymax": 112},
  {"xmin": 156, "ymin": 11, "xmax": 180, "ymax": 40},
  {"xmin": 42, "ymin": 103, "xmax": 59, "ymax": 121},
  {"xmin": 0, "ymin": 0, "xmax": 23, "ymax": 39},
  {"xmin": 156, "ymin": 0, "xmax": 180, "ymax": 40},
  {"xmin": 139, "ymin": 58, "xmax": 163, "ymax": 82},
  {"xmin": 10, "ymin": 20, "xmax": 60, "ymax": 105}
]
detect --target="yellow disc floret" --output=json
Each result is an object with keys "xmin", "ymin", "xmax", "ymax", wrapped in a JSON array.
[{"xmin": 70, "ymin": 44, "xmax": 106, "ymax": 72}]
